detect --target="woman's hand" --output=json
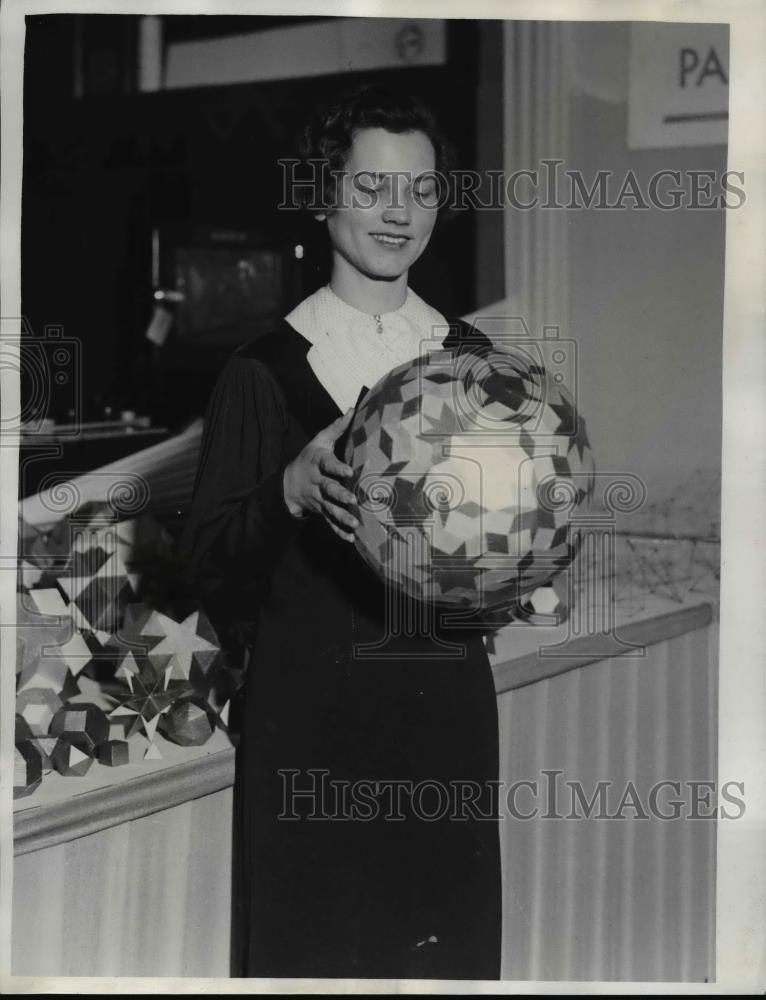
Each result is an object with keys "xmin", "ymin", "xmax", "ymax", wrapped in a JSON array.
[{"xmin": 282, "ymin": 408, "xmax": 359, "ymax": 542}]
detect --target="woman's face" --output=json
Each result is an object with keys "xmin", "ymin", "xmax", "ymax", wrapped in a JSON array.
[{"xmin": 325, "ymin": 127, "xmax": 439, "ymax": 286}]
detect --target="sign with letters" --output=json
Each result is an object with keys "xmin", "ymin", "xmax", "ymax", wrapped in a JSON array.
[{"xmin": 628, "ymin": 23, "xmax": 729, "ymax": 149}]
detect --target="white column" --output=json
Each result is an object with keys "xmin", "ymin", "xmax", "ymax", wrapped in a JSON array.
[{"xmin": 503, "ymin": 21, "xmax": 571, "ymax": 337}]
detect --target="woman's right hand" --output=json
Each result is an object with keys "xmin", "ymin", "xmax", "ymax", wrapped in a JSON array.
[{"xmin": 282, "ymin": 408, "xmax": 359, "ymax": 542}]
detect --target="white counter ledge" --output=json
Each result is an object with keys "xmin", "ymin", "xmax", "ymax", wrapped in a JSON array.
[{"xmin": 14, "ymin": 593, "xmax": 714, "ymax": 858}]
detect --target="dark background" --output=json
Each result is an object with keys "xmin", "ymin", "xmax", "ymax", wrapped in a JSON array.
[{"xmin": 22, "ymin": 15, "xmax": 499, "ymax": 431}]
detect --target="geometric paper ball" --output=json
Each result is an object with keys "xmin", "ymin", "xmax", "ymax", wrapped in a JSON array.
[
  {"xmin": 49, "ymin": 703, "xmax": 109, "ymax": 755},
  {"xmin": 159, "ymin": 697, "xmax": 217, "ymax": 746},
  {"xmin": 344, "ymin": 343, "xmax": 595, "ymax": 610}
]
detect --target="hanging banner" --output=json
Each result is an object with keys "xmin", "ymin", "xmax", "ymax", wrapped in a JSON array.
[{"xmin": 628, "ymin": 22, "xmax": 729, "ymax": 149}]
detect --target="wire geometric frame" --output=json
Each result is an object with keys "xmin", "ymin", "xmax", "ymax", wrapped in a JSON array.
[{"xmin": 612, "ymin": 468, "xmax": 721, "ymax": 615}]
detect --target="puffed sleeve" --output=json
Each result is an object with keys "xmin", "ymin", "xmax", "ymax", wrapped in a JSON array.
[{"xmin": 179, "ymin": 354, "xmax": 297, "ymax": 650}]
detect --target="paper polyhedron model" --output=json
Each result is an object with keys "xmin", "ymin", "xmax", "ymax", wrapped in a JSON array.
[
  {"xmin": 14, "ymin": 741, "xmax": 44, "ymax": 798},
  {"xmin": 344, "ymin": 344, "xmax": 595, "ymax": 610},
  {"xmin": 107, "ymin": 655, "xmax": 192, "ymax": 742},
  {"xmin": 159, "ymin": 697, "xmax": 218, "ymax": 746},
  {"xmin": 49, "ymin": 702, "xmax": 110, "ymax": 756},
  {"xmin": 28, "ymin": 735, "xmax": 68, "ymax": 772},
  {"xmin": 97, "ymin": 739, "xmax": 131, "ymax": 767},
  {"xmin": 139, "ymin": 609, "xmax": 221, "ymax": 685},
  {"xmin": 16, "ymin": 592, "xmax": 91, "ymax": 691},
  {"xmin": 56, "ymin": 547, "xmax": 138, "ymax": 634},
  {"xmin": 51, "ymin": 739, "xmax": 95, "ymax": 777}
]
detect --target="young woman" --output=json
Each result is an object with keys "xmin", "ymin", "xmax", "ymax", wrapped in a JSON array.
[{"xmin": 181, "ymin": 84, "xmax": 502, "ymax": 980}]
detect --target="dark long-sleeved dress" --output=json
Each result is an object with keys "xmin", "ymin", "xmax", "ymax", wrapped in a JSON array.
[{"xmin": 180, "ymin": 317, "xmax": 502, "ymax": 980}]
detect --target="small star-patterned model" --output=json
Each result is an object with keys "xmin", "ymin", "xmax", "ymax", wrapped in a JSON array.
[
  {"xmin": 138, "ymin": 609, "xmax": 220, "ymax": 686},
  {"xmin": 344, "ymin": 343, "xmax": 595, "ymax": 610},
  {"xmin": 107, "ymin": 654, "xmax": 192, "ymax": 742}
]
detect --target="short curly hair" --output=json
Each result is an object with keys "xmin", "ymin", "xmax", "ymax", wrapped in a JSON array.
[{"xmin": 294, "ymin": 82, "xmax": 455, "ymax": 213}]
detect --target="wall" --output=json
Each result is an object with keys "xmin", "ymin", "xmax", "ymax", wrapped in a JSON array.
[
  {"xmin": 503, "ymin": 22, "xmax": 725, "ymax": 502},
  {"xmin": 567, "ymin": 43, "xmax": 726, "ymax": 495},
  {"xmin": 22, "ymin": 16, "xmax": 483, "ymax": 430}
]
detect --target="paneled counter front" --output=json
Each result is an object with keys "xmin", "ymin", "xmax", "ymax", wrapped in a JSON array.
[{"xmin": 13, "ymin": 594, "xmax": 717, "ymax": 981}]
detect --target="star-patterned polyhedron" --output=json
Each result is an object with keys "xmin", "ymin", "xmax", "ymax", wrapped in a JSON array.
[
  {"xmin": 130, "ymin": 608, "xmax": 221, "ymax": 687},
  {"xmin": 110, "ymin": 604, "xmax": 221, "ymax": 690},
  {"xmin": 344, "ymin": 342, "xmax": 596, "ymax": 610},
  {"xmin": 107, "ymin": 655, "xmax": 193, "ymax": 743}
]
